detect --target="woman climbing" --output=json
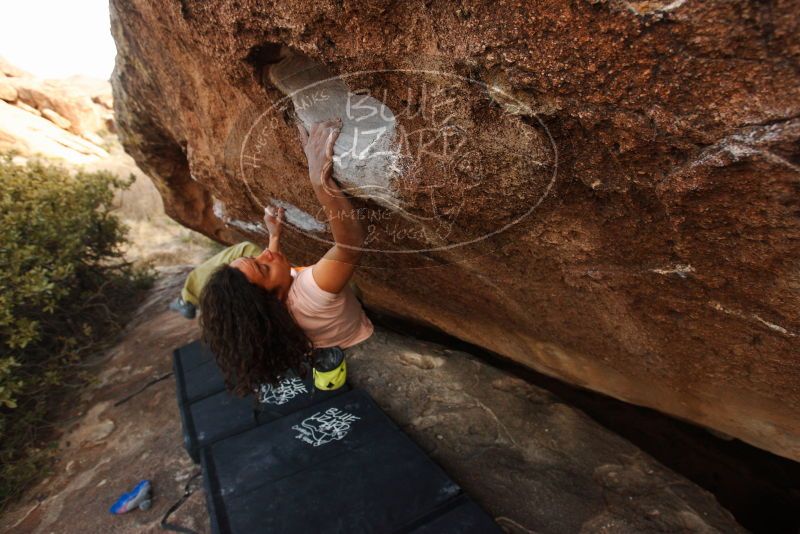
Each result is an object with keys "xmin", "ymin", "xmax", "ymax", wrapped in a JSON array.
[{"xmin": 198, "ymin": 117, "xmax": 373, "ymax": 397}]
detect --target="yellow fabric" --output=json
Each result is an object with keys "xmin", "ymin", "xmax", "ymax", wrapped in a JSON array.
[
  {"xmin": 180, "ymin": 241, "xmax": 262, "ymax": 306},
  {"xmin": 313, "ymin": 359, "xmax": 347, "ymax": 391}
]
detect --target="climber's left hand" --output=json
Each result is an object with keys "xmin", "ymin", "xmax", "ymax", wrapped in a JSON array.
[{"xmin": 264, "ymin": 205, "xmax": 285, "ymax": 251}]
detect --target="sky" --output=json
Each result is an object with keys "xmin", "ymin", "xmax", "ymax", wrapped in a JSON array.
[{"xmin": 0, "ymin": 0, "xmax": 116, "ymax": 80}]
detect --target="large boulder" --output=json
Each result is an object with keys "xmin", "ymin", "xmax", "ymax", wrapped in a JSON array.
[{"xmin": 109, "ymin": 1, "xmax": 800, "ymax": 460}]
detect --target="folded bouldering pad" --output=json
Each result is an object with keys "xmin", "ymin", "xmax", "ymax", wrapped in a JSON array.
[
  {"xmin": 405, "ymin": 495, "xmax": 502, "ymax": 533},
  {"xmin": 201, "ymin": 388, "xmax": 499, "ymax": 533},
  {"xmin": 182, "ymin": 390, "xmax": 257, "ymax": 463},
  {"xmin": 173, "ymin": 340, "xmax": 222, "ymax": 404},
  {"xmin": 173, "ymin": 340, "xmax": 349, "ymax": 463}
]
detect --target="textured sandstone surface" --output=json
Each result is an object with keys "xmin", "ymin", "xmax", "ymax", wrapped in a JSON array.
[
  {"xmin": 0, "ymin": 56, "xmax": 114, "ymax": 138},
  {"xmin": 0, "ymin": 270, "xmax": 743, "ymax": 533},
  {"xmin": 346, "ymin": 332, "xmax": 745, "ymax": 533},
  {"xmin": 109, "ymin": 1, "xmax": 800, "ymax": 460},
  {"xmin": 0, "ymin": 57, "xmax": 114, "ymax": 163},
  {"xmin": 0, "ymin": 100, "xmax": 108, "ymax": 163}
]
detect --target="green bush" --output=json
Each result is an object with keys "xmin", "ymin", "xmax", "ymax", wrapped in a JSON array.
[{"xmin": 0, "ymin": 154, "xmax": 152, "ymax": 510}]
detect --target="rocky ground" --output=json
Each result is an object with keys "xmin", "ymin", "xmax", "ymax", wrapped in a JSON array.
[{"xmin": 0, "ymin": 269, "xmax": 744, "ymax": 533}]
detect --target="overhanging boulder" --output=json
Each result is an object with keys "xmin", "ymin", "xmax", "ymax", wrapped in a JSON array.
[{"xmin": 109, "ymin": 0, "xmax": 800, "ymax": 460}]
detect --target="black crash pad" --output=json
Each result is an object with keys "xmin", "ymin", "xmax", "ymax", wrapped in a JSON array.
[
  {"xmin": 253, "ymin": 374, "xmax": 350, "ymax": 423},
  {"xmin": 202, "ymin": 389, "xmax": 470, "ymax": 534},
  {"xmin": 182, "ymin": 390, "xmax": 256, "ymax": 463},
  {"xmin": 173, "ymin": 340, "xmax": 222, "ymax": 404},
  {"xmin": 174, "ymin": 339, "xmax": 215, "ymax": 371},
  {"xmin": 406, "ymin": 495, "xmax": 503, "ymax": 533},
  {"xmin": 182, "ymin": 376, "xmax": 350, "ymax": 463},
  {"xmin": 173, "ymin": 340, "xmax": 349, "ymax": 463}
]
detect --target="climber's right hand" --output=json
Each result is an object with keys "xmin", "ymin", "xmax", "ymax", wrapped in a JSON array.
[{"xmin": 296, "ymin": 118, "xmax": 342, "ymax": 190}]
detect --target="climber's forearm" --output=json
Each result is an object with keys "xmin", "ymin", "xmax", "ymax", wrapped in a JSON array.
[
  {"xmin": 299, "ymin": 117, "xmax": 364, "ymax": 257},
  {"xmin": 312, "ymin": 180, "xmax": 365, "ymax": 253},
  {"xmin": 268, "ymin": 234, "xmax": 280, "ymax": 253},
  {"xmin": 263, "ymin": 206, "xmax": 284, "ymax": 253}
]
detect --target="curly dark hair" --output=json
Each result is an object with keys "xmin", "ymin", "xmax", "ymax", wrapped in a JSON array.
[{"xmin": 199, "ymin": 264, "xmax": 312, "ymax": 397}]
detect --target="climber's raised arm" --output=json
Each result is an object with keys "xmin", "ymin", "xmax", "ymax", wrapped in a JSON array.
[
  {"xmin": 297, "ymin": 118, "xmax": 366, "ymax": 294},
  {"xmin": 263, "ymin": 204, "xmax": 285, "ymax": 254}
]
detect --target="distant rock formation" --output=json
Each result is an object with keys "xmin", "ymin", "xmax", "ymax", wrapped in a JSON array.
[
  {"xmin": 0, "ymin": 56, "xmax": 113, "ymax": 163},
  {"xmin": 109, "ymin": 1, "xmax": 800, "ymax": 460}
]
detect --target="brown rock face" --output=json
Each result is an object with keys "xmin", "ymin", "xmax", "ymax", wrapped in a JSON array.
[{"xmin": 109, "ymin": 1, "xmax": 800, "ymax": 460}]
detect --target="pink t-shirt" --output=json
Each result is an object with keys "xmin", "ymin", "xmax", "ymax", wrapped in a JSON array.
[{"xmin": 285, "ymin": 266, "xmax": 374, "ymax": 349}]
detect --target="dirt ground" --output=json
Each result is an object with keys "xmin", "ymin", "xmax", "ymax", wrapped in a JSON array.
[
  {"xmin": 1, "ymin": 134, "xmax": 219, "ymax": 528},
  {"xmin": 0, "ymin": 269, "xmax": 208, "ymax": 533}
]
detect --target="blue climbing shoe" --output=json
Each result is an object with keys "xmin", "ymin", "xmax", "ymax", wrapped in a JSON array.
[
  {"xmin": 109, "ymin": 479, "xmax": 152, "ymax": 514},
  {"xmin": 169, "ymin": 297, "xmax": 197, "ymax": 319}
]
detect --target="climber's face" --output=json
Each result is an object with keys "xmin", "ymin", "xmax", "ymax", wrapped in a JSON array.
[{"xmin": 230, "ymin": 249, "xmax": 292, "ymax": 299}]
